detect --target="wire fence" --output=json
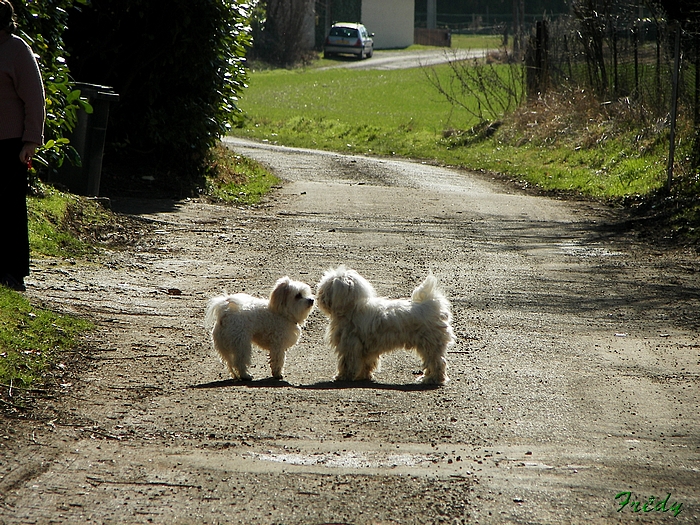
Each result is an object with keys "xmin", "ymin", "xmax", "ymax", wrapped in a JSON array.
[
  {"xmin": 414, "ymin": 11, "xmax": 565, "ymax": 34},
  {"xmin": 536, "ymin": 16, "xmax": 698, "ymax": 120},
  {"xmin": 417, "ymin": 5, "xmax": 700, "ymax": 176},
  {"xmin": 417, "ymin": 9, "xmax": 698, "ymax": 125},
  {"xmin": 527, "ymin": 13, "xmax": 700, "ymax": 176},
  {"xmin": 521, "ymin": 13, "xmax": 700, "ymax": 183}
]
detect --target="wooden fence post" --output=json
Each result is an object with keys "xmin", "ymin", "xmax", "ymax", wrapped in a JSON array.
[{"xmin": 526, "ymin": 20, "xmax": 549, "ymax": 101}]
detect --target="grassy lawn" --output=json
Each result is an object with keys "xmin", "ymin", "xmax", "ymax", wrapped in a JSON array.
[
  {"xmin": 238, "ymin": 65, "xmax": 471, "ymax": 157},
  {"xmin": 0, "ymin": 286, "xmax": 92, "ymax": 391},
  {"xmin": 234, "ymin": 38, "xmax": 686, "ymax": 201}
]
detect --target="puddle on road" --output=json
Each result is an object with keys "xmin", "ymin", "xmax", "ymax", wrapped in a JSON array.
[{"xmin": 247, "ymin": 450, "xmax": 438, "ymax": 469}]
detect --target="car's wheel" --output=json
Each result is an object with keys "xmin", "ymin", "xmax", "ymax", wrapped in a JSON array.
[
  {"xmin": 357, "ymin": 49, "xmax": 365, "ymax": 60},
  {"xmin": 324, "ymin": 51, "xmax": 333, "ymax": 59},
  {"xmin": 367, "ymin": 45, "xmax": 373, "ymax": 58}
]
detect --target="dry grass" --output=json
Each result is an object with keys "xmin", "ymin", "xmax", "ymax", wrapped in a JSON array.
[
  {"xmin": 206, "ymin": 144, "xmax": 249, "ymax": 186},
  {"xmin": 500, "ymin": 88, "xmax": 670, "ymax": 151},
  {"xmin": 204, "ymin": 144, "xmax": 280, "ymax": 205}
]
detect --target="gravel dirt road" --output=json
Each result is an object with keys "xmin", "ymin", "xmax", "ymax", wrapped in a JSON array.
[
  {"xmin": 318, "ymin": 48, "xmax": 488, "ymax": 71},
  {"xmin": 1, "ymin": 137, "xmax": 698, "ymax": 524}
]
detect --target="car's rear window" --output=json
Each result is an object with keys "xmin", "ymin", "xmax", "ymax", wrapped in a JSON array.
[{"xmin": 330, "ymin": 27, "xmax": 359, "ymax": 38}]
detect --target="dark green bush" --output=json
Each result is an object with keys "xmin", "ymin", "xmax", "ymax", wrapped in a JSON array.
[{"xmin": 64, "ymin": 0, "xmax": 252, "ymax": 191}]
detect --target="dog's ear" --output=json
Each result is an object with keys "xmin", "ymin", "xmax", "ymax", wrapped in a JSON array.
[
  {"xmin": 325, "ymin": 275, "xmax": 355, "ymax": 313},
  {"xmin": 269, "ymin": 277, "xmax": 291, "ymax": 312}
]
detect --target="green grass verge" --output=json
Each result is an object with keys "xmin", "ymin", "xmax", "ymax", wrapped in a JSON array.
[
  {"xmin": 234, "ymin": 65, "xmax": 481, "ymax": 158},
  {"xmin": 28, "ymin": 185, "xmax": 109, "ymax": 258},
  {"xmin": 438, "ymin": 134, "xmax": 670, "ymax": 198},
  {"xmin": 232, "ymin": 60, "xmax": 687, "ymax": 201},
  {"xmin": 0, "ymin": 286, "xmax": 92, "ymax": 389},
  {"xmin": 204, "ymin": 144, "xmax": 281, "ymax": 205}
]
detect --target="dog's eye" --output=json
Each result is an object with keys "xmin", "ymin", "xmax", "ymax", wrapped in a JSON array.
[{"xmin": 295, "ymin": 293, "xmax": 303, "ymax": 300}]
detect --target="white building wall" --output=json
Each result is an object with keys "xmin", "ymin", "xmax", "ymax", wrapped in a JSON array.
[{"xmin": 361, "ymin": 0, "xmax": 414, "ymax": 49}]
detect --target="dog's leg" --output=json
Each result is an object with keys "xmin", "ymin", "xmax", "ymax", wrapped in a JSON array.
[
  {"xmin": 334, "ymin": 352, "xmax": 355, "ymax": 381},
  {"xmin": 226, "ymin": 342, "xmax": 253, "ymax": 381},
  {"xmin": 212, "ymin": 320, "xmax": 254, "ymax": 381},
  {"xmin": 357, "ymin": 353, "xmax": 380, "ymax": 381},
  {"xmin": 268, "ymin": 347, "xmax": 286, "ymax": 379},
  {"xmin": 417, "ymin": 346, "xmax": 448, "ymax": 385},
  {"xmin": 334, "ymin": 337, "xmax": 365, "ymax": 381}
]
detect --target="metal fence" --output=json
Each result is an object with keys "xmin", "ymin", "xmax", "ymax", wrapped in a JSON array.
[
  {"xmin": 524, "ymin": 14, "xmax": 700, "ymax": 185},
  {"xmin": 414, "ymin": 11, "xmax": 566, "ymax": 34},
  {"xmin": 417, "ymin": 9, "xmax": 698, "ymax": 126},
  {"xmin": 536, "ymin": 17, "xmax": 698, "ymax": 118}
]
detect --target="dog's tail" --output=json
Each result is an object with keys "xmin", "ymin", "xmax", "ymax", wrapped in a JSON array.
[
  {"xmin": 411, "ymin": 274, "xmax": 453, "ymax": 318},
  {"xmin": 412, "ymin": 275, "xmax": 455, "ymax": 346},
  {"xmin": 204, "ymin": 294, "xmax": 240, "ymax": 331},
  {"xmin": 411, "ymin": 274, "xmax": 441, "ymax": 303}
]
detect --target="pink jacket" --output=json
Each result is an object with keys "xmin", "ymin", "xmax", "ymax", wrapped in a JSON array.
[{"xmin": 0, "ymin": 31, "xmax": 45, "ymax": 145}]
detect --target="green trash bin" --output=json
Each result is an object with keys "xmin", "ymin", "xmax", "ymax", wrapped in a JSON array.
[{"xmin": 58, "ymin": 83, "xmax": 119, "ymax": 196}]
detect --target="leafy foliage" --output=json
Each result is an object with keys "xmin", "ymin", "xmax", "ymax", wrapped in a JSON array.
[
  {"xmin": 64, "ymin": 0, "xmax": 253, "ymax": 189},
  {"xmin": 11, "ymin": 0, "xmax": 91, "ymax": 176}
]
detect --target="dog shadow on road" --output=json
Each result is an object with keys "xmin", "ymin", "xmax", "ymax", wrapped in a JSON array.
[
  {"xmin": 189, "ymin": 378, "xmax": 440, "ymax": 392},
  {"xmin": 189, "ymin": 378, "xmax": 293, "ymax": 389},
  {"xmin": 296, "ymin": 380, "xmax": 441, "ymax": 392}
]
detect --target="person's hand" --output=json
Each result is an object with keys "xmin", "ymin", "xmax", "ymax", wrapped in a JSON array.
[{"xmin": 19, "ymin": 142, "xmax": 39, "ymax": 165}]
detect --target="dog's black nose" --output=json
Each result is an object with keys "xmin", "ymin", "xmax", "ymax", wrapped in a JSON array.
[{"xmin": 308, "ymin": 298, "xmax": 315, "ymax": 305}]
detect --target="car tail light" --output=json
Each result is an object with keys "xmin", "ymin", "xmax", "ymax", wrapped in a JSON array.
[{"xmin": 353, "ymin": 38, "xmax": 362, "ymax": 47}]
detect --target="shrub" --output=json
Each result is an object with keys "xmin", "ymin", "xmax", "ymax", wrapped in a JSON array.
[
  {"xmin": 12, "ymin": 0, "xmax": 90, "ymax": 177},
  {"xmin": 64, "ymin": 0, "xmax": 253, "ymax": 192}
]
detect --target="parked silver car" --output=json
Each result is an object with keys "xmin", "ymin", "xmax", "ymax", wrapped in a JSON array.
[{"xmin": 324, "ymin": 22, "xmax": 374, "ymax": 59}]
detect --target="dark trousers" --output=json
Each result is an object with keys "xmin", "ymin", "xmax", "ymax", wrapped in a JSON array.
[{"xmin": 0, "ymin": 138, "xmax": 30, "ymax": 280}]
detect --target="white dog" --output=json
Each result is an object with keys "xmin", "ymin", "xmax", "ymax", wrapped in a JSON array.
[
  {"xmin": 316, "ymin": 266, "xmax": 454, "ymax": 385},
  {"xmin": 205, "ymin": 277, "xmax": 315, "ymax": 380}
]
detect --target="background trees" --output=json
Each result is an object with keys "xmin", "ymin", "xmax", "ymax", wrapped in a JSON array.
[{"xmin": 248, "ymin": 0, "xmax": 315, "ymax": 67}]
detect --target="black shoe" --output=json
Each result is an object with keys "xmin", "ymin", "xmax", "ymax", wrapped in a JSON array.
[{"xmin": 1, "ymin": 274, "xmax": 26, "ymax": 292}]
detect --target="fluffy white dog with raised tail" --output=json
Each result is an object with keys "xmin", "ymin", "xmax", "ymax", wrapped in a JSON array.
[
  {"xmin": 316, "ymin": 266, "xmax": 454, "ymax": 385},
  {"xmin": 205, "ymin": 277, "xmax": 315, "ymax": 381}
]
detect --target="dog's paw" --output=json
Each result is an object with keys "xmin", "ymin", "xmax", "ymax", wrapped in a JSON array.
[{"xmin": 418, "ymin": 374, "xmax": 448, "ymax": 385}]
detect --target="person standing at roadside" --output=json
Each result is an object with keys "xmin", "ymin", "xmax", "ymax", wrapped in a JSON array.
[{"xmin": 0, "ymin": 0, "xmax": 45, "ymax": 291}]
